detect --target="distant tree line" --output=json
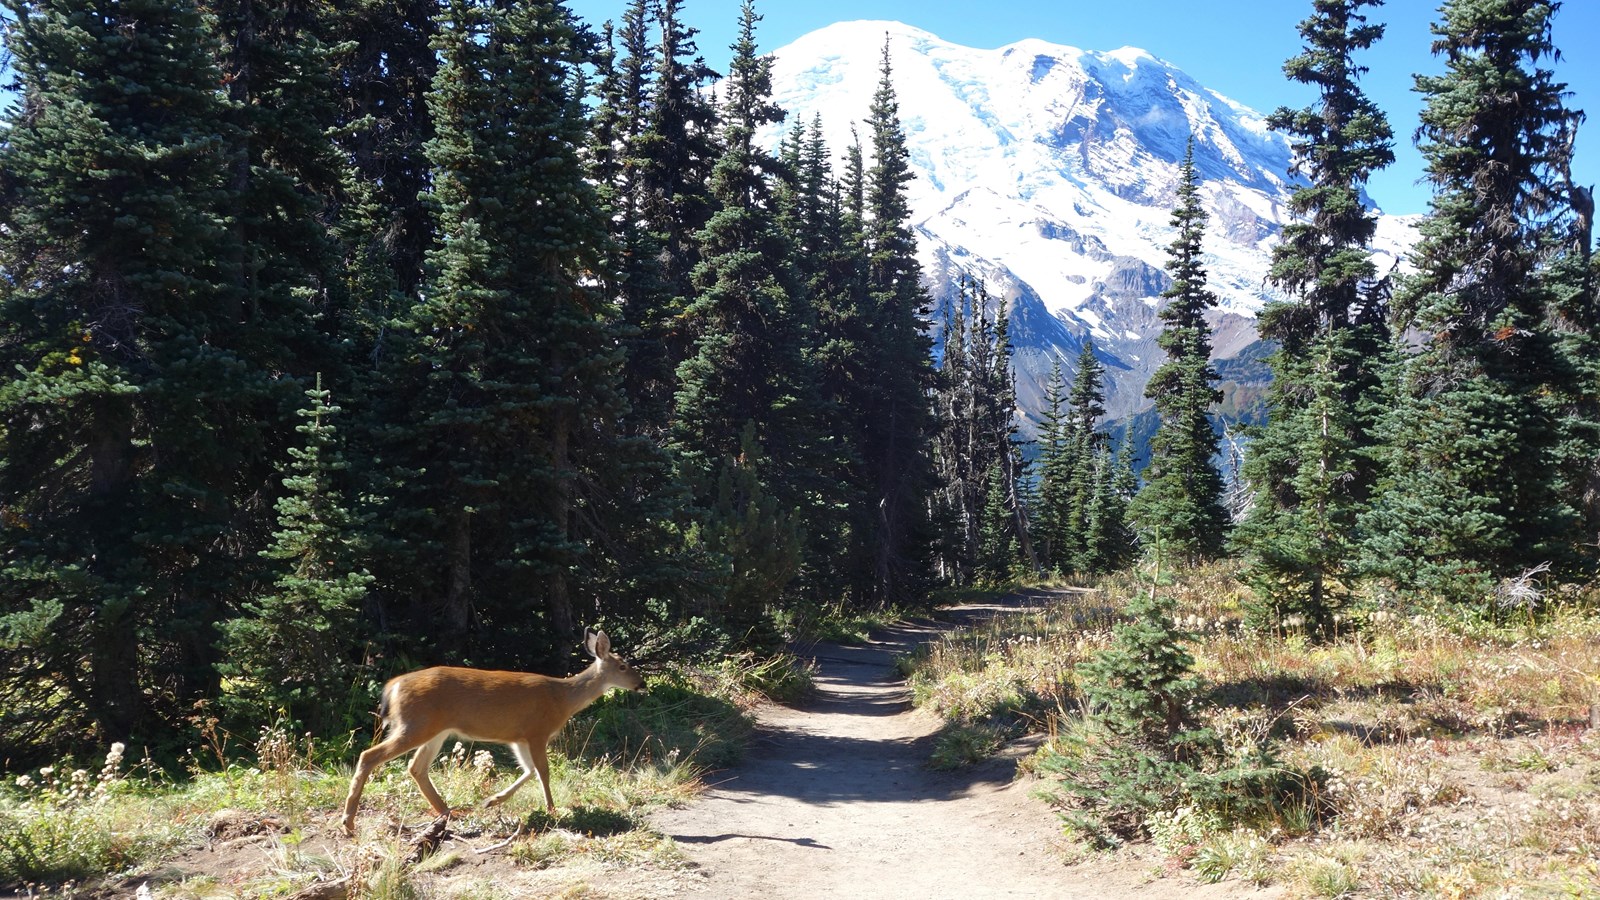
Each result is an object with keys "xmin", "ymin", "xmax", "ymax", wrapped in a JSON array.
[{"xmin": 0, "ymin": 0, "xmax": 1596, "ymax": 770}]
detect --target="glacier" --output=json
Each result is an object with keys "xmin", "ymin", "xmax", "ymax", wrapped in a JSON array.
[{"xmin": 763, "ymin": 20, "xmax": 1413, "ymax": 432}]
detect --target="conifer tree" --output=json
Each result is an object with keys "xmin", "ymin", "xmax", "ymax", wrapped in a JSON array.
[
  {"xmin": 976, "ymin": 462, "xmax": 1021, "ymax": 583},
  {"xmin": 1063, "ymin": 341, "xmax": 1108, "ymax": 572},
  {"xmin": 797, "ymin": 119, "xmax": 883, "ymax": 602},
  {"xmin": 1083, "ymin": 435, "xmax": 1138, "ymax": 573},
  {"xmin": 860, "ymin": 40, "xmax": 938, "ymax": 603},
  {"xmin": 218, "ymin": 377, "xmax": 372, "ymax": 737},
  {"xmin": 1051, "ymin": 567, "xmax": 1207, "ymax": 842},
  {"xmin": 590, "ymin": 0, "xmax": 675, "ymax": 435},
  {"xmin": 930, "ymin": 276, "xmax": 1032, "ymax": 584},
  {"xmin": 672, "ymin": 0, "xmax": 805, "ymax": 479},
  {"xmin": 672, "ymin": 1, "xmax": 819, "ymax": 623},
  {"xmin": 326, "ymin": 0, "xmax": 438, "ymax": 315},
  {"xmin": 1032, "ymin": 360, "xmax": 1074, "ymax": 572},
  {"xmin": 1238, "ymin": 0, "xmax": 1394, "ymax": 635},
  {"xmin": 1130, "ymin": 141, "xmax": 1229, "ymax": 564},
  {"xmin": 0, "ymin": 0, "xmax": 289, "ymax": 753},
  {"xmin": 379, "ymin": 0, "xmax": 627, "ymax": 660},
  {"xmin": 1362, "ymin": 0, "xmax": 1584, "ymax": 600},
  {"xmin": 628, "ymin": 0, "xmax": 720, "ymax": 431}
]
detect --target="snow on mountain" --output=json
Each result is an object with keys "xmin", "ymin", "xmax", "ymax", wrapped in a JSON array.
[{"xmin": 764, "ymin": 21, "xmax": 1414, "ymax": 431}]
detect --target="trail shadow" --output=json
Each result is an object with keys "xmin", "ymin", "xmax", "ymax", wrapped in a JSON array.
[
  {"xmin": 675, "ymin": 833, "xmax": 832, "ymax": 849},
  {"xmin": 681, "ymin": 588, "xmax": 1072, "ymax": 808}
]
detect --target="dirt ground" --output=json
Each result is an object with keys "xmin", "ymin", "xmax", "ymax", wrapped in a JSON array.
[
  {"xmin": 564, "ymin": 593, "xmax": 1282, "ymax": 899},
  {"xmin": 130, "ymin": 594, "xmax": 1285, "ymax": 898}
]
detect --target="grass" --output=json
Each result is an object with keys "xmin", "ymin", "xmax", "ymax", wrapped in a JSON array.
[
  {"xmin": 899, "ymin": 561, "xmax": 1600, "ymax": 894},
  {"xmin": 0, "ymin": 662, "xmax": 763, "ymax": 896}
]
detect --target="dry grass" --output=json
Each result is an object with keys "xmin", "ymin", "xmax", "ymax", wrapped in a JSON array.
[
  {"xmin": 904, "ymin": 562, "xmax": 1600, "ymax": 896},
  {"xmin": 0, "ymin": 665, "xmax": 760, "ymax": 897}
]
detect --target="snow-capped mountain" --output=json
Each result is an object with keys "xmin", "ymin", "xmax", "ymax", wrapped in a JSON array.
[{"xmin": 764, "ymin": 21, "xmax": 1413, "ymax": 432}]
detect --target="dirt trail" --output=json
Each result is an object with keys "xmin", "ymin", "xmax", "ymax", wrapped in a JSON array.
[{"xmin": 630, "ymin": 592, "xmax": 1283, "ymax": 899}]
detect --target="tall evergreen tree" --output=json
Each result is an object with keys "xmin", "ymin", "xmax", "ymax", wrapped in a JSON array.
[
  {"xmin": 672, "ymin": 0, "xmax": 804, "ymax": 478},
  {"xmin": 1032, "ymin": 360, "xmax": 1074, "ymax": 572},
  {"xmin": 326, "ymin": 0, "xmax": 438, "ymax": 318},
  {"xmin": 628, "ymin": 0, "xmax": 720, "ymax": 433},
  {"xmin": 589, "ymin": 0, "xmax": 676, "ymax": 436},
  {"xmin": 1130, "ymin": 141, "xmax": 1229, "ymax": 565},
  {"xmin": 0, "ymin": 0, "xmax": 298, "ymax": 755},
  {"xmin": 1238, "ymin": 0, "xmax": 1395, "ymax": 635},
  {"xmin": 672, "ymin": 1, "xmax": 824, "ymax": 627},
  {"xmin": 931, "ymin": 276, "xmax": 1030, "ymax": 583},
  {"xmin": 859, "ymin": 39, "xmax": 938, "ymax": 604},
  {"xmin": 1062, "ymin": 341, "xmax": 1107, "ymax": 572},
  {"xmin": 1083, "ymin": 434, "xmax": 1138, "ymax": 573},
  {"xmin": 1362, "ymin": 0, "xmax": 1585, "ymax": 601},
  {"xmin": 377, "ymin": 0, "xmax": 627, "ymax": 660}
]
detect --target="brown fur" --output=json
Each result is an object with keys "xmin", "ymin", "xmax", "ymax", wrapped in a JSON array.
[{"xmin": 340, "ymin": 629, "xmax": 643, "ymax": 835}]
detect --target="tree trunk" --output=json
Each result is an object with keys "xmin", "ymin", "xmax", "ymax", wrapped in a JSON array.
[
  {"xmin": 545, "ymin": 410, "xmax": 576, "ymax": 641},
  {"xmin": 441, "ymin": 508, "xmax": 472, "ymax": 641}
]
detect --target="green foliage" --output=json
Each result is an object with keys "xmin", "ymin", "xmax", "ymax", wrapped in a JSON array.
[
  {"xmin": 1239, "ymin": 0, "xmax": 1394, "ymax": 638},
  {"xmin": 0, "ymin": 0, "xmax": 307, "ymax": 761},
  {"xmin": 1033, "ymin": 341, "xmax": 1132, "ymax": 576},
  {"xmin": 563, "ymin": 677, "xmax": 752, "ymax": 772},
  {"xmin": 217, "ymin": 377, "xmax": 374, "ymax": 738},
  {"xmin": 1130, "ymin": 141, "xmax": 1229, "ymax": 565},
  {"xmin": 857, "ymin": 39, "xmax": 939, "ymax": 605},
  {"xmin": 976, "ymin": 463, "xmax": 1022, "ymax": 583},
  {"xmin": 0, "ymin": 745, "xmax": 183, "ymax": 887},
  {"xmin": 1047, "ymin": 571, "xmax": 1323, "ymax": 845},
  {"xmin": 933, "ymin": 276, "xmax": 1030, "ymax": 584},
  {"xmin": 1362, "ymin": 0, "xmax": 1588, "ymax": 604},
  {"xmin": 683, "ymin": 426, "xmax": 804, "ymax": 648}
]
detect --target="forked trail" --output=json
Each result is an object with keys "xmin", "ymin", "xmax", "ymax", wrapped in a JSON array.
[{"xmin": 639, "ymin": 592, "xmax": 1282, "ymax": 899}]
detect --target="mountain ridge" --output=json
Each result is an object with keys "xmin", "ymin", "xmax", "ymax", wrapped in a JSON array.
[{"xmin": 762, "ymin": 20, "xmax": 1414, "ymax": 431}]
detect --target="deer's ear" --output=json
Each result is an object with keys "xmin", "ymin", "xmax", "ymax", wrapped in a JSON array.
[
  {"xmin": 591, "ymin": 630, "xmax": 611, "ymax": 656},
  {"xmin": 584, "ymin": 629, "xmax": 599, "ymax": 657}
]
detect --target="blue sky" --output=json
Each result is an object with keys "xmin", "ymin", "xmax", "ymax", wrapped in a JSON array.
[{"xmin": 566, "ymin": 0, "xmax": 1599, "ymax": 218}]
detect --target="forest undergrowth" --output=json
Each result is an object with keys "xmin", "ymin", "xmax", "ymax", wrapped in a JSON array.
[
  {"xmin": 0, "ymin": 652, "xmax": 807, "ymax": 897},
  {"xmin": 903, "ymin": 564, "xmax": 1600, "ymax": 897}
]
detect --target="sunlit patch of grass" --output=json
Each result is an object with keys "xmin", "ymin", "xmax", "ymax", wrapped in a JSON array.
[
  {"xmin": 0, "ymin": 744, "xmax": 192, "ymax": 886},
  {"xmin": 900, "ymin": 566, "xmax": 1600, "ymax": 893},
  {"xmin": 928, "ymin": 722, "xmax": 1011, "ymax": 770},
  {"xmin": 781, "ymin": 601, "xmax": 919, "ymax": 646}
]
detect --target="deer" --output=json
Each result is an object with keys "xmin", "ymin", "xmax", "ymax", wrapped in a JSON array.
[{"xmin": 340, "ymin": 628, "xmax": 644, "ymax": 836}]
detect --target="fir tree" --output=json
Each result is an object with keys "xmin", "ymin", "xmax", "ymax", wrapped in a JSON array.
[
  {"xmin": 672, "ymin": 0, "xmax": 805, "ymax": 480},
  {"xmin": 930, "ymin": 275, "xmax": 1031, "ymax": 584},
  {"xmin": 1063, "ymin": 341, "xmax": 1108, "ymax": 572},
  {"xmin": 378, "ymin": 0, "xmax": 627, "ymax": 660},
  {"xmin": 672, "ymin": 1, "xmax": 820, "ymax": 623},
  {"xmin": 1362, "ymin": 0, "xmax": 1585, "ymax": 601},
  {"xmin": 1083, "ymin": 435, "xmax": 1138, "ymax": 573},
  {"xmin": 796, "ymin": 115, "xmax": 883, "ymax": 598},
  {"xmin": 590, "ymin": 0, "xmax": 675, "ymax": 435},
  {"xmin": 628, "ymin": 0, "xmax": 720, "ymax": 432},
  {"xmin": 1238, "ymin": 0, "xmax": 1394, "ymax": 635},
  {"xmin": 859, "ymin": 39, "xmax": 938, "ymax": 604},
  {"xmin": 1032, "ymin": 360, "xmax": 1074, "ymax": 572},
  {"xmin": 976, "ymin": 462, "xmax": 1021, "ymax": 583},
  {"xmin": 218, "ymin": 377, "xmax": 373, "ymax": 737},
  {"xmin": 1049, "ymin": 569, "xmax": 1209, "ymax": 842},
  {"xmin": 326, "ymin": 0, "xmax": 438, "ymax": 313},
  {"xmin": 1130, "ymin": 141, "xmax": 1229, "ymax": 565},
  {"xmin": 0, "ymin": 0, "xmax": 300, "ymax": 755}
]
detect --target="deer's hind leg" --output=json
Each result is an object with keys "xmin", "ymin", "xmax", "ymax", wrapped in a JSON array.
[{"xmin": 343, "ymin": 727, "xmax": 438, "ymax": 834}]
